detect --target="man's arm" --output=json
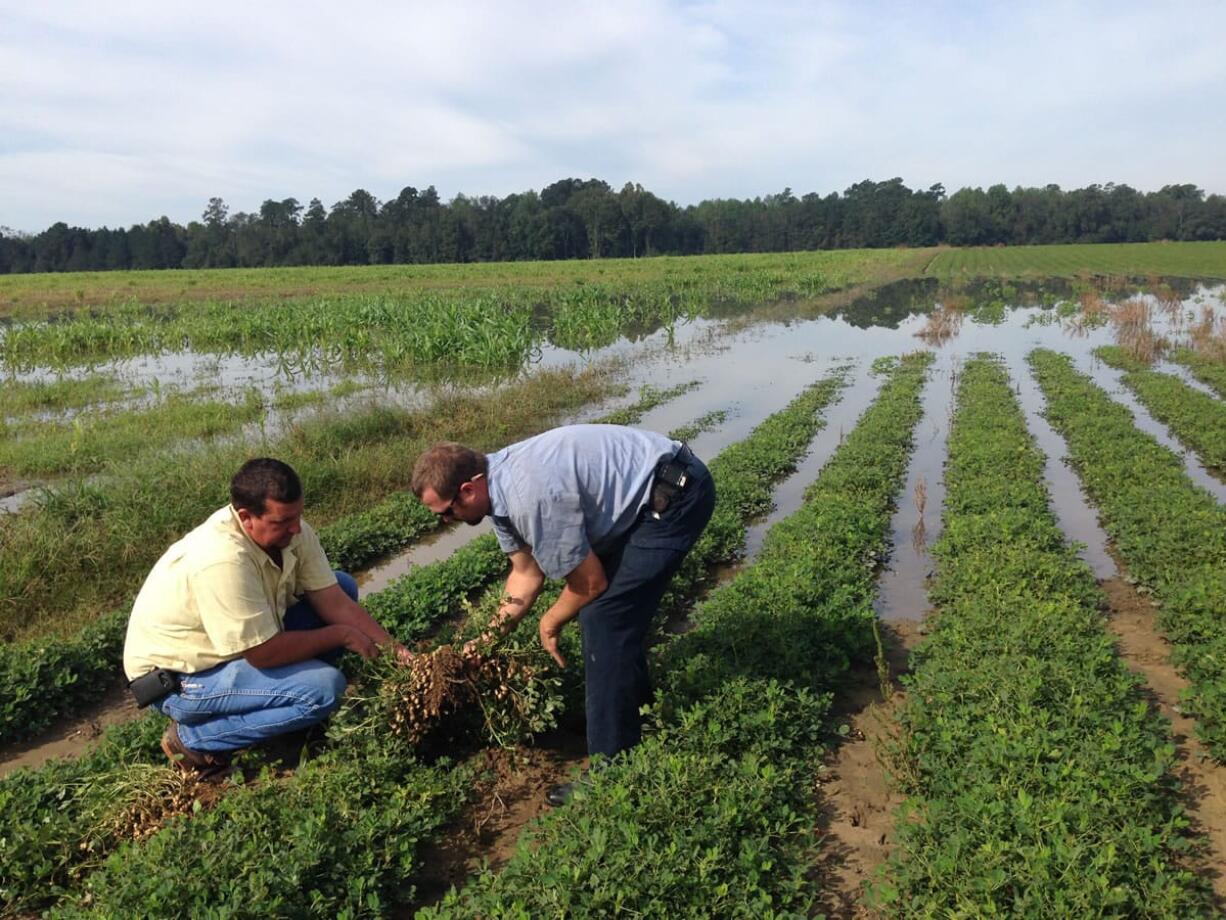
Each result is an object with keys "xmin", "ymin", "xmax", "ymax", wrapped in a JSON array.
[
  {"xmin": 538, "ymin": 550, "xmax": 608, "ymax": 668},
  {"xmin": 243, "ymin": 623, "xmax": 378, "ymax": 668},
  {"xmin": 469, "ymin": 549, "xmax": 547, "ymax": 651},
  {"xmin": 304, "ymin": 583, "xmax": 413, "ymax": 662}
]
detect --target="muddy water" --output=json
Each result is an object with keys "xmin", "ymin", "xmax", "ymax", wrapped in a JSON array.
[
  {"xmin": 742, "ymin": 366, "xmax": 883, "ymax": 560},
  {"xmin": 873, "ymin": 355, "xmax": 957, "ymax": 620},
  {"xmin": 1009, "ymin": 358, "xmax": 1117, "ymax": 580}
]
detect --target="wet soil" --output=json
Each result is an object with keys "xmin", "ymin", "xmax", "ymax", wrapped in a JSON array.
[
  {"xmin": 1101, "ymin": 574, "xmax": 1226, "ymax": 904},
  {"xmin": 814, "ymin": 618, "xmax": 924, "ymax": 918},
  {"xmin": 403, "ymin": 728, "xmax": 589, "ymax": 913},
  {"xmin": 0, "ymin": 680, "xmax": 138, "ymax": 777}
]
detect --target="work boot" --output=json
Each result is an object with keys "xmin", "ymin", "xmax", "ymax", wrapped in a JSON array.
[
  {"xmin": 544, "ymin": 781, "xmax": 578, "ymax": 807},
  {"xmin": 161, "ymin": 722, "xmax": 232, "ymax": 782}
]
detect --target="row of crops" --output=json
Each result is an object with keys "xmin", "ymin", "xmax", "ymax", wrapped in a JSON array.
[
  {"xmin": 6, "ymin": 310, "xmax": 1226, "ymax": 913},
  {"xmin": 882, "ymin": 357, "xmax": 1209, "ymax": 914}
]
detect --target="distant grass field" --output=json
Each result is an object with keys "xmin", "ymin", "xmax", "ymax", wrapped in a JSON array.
[
  {"xmin": 925, "ymin": 241, "xmax": 1226, "ymax": 280},
  {"xmin": 0, "ymin": 248, "xmax": 927, "ymax": 317},
  {"xmin": 3, "ymin": 243, "xmax": 1221, "ymax": 317}
]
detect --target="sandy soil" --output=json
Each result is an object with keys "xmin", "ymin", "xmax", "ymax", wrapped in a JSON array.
[
  {"xmin": 1101, "ymin": 575, "xmax": 1226, "ymax": 905},
  {"xmin": 813, "ymin": 618, "xmax": 923, "ymax": 919}
]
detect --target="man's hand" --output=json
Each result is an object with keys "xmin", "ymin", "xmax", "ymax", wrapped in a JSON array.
[
  {"xmin": 392, "ymin": 643, "xmax": 414, "ymax": 665},
  {"xmin": 341, "ymin": 626, "xmax": 380, "ymax": 660},
  {"xmin": 538, "ymin": 610, "xmax": 568, "ymax": 668}
]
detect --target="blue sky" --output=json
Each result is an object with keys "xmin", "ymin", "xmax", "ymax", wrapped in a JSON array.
[{"xmin": 2, "ymin": 0, "xmax": 1224, "ymax": 232}]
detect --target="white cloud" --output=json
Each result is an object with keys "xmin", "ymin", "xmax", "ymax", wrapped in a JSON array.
[{"xmin": 1, "ymin": 0, "xmax": 1224, "ymax": 230}]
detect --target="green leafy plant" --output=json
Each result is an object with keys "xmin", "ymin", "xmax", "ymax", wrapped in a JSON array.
[
  {"xmin": 1031, "ymin": 348, "xmax": 1226, "ymax": 759},
  {"xmin": 877, "ymin": 355, "xmax": 1209, "ymax": 916}
]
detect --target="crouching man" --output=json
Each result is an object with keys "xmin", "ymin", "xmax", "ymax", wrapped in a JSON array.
[{"xmin": 124, "ymin": 458, "xmax": 410, "ymax": 776}]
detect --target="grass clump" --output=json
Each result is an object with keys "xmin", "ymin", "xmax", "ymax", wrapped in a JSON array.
[{"xmin": 0, "ymin": 372, "xmax": 130, "ymax": 417}]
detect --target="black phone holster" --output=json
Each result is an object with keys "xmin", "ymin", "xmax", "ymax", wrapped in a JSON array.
[
  {"xmin": 649, "ymin": 445, "xmax": 695, "ymax": 516},
  {"xmin": 129, "ymin": 667, "xmax": 181, "ymax": 708}
]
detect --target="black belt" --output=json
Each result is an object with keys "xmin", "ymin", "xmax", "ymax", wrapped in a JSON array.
[{"xmin": 649, "ymin": 444, "xmax": 696, "ymax": 516}]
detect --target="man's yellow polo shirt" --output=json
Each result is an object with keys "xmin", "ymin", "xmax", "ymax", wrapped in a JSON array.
[{"xmin": 123, "ymin": 504, "xmax": 337, "ymax": 680}]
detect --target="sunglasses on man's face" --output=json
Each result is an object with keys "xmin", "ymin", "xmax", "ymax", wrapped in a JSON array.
[{"xmin": 436, "ymin": 474, "xmax": 483, "ymax": 520}]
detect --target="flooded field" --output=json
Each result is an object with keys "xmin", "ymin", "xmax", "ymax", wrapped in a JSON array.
[
  {"xmin": 5, "ymin": 261, "xmax": 1226, "ymax": 918},
  {"xmin": 338, "ymin": 276, "xmax": 1225, "ymax": 624}
]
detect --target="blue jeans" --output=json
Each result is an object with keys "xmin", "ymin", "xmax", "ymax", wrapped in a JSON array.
[
  {"xmin": 156, "ymin": 572, "xmax": 358, "ymax": 753},
  {"xmin": 581, "ymin": 455, "xmax": 716, "ymax": 759}
]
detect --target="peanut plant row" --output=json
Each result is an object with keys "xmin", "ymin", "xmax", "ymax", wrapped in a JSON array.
[
  {"xmin": 1030, "ymin": 349, "xmax": 1226, "ymax": 759},
  {"xmin": 880, "ymin": 356, "xmax": 1207, "ymax": 916}
]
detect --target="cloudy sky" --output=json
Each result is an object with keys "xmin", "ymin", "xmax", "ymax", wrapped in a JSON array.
[{"xmin": 2, "ymin": 1, "xmax": 1224, "ymax": 232}]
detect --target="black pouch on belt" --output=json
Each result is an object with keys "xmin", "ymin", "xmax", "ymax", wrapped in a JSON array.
[
  {"xmin": 129, "ymin": 667, "xmax": 181, "ymax": 708},
  {"xmin": 650, "ymin": 449, "xmax": 692, "ymax": 515}
]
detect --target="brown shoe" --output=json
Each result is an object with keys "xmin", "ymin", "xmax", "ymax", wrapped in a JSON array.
[{"xmin": 161, "ymin": 722, "xmax": 232, "ymax": 780}]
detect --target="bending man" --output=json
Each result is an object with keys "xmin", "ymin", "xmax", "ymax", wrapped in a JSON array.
[
  {"xmin": 411, "ymin": 425, "xmax": 715, "ymax": 805},
  {"xmin": 124, "ymin": 458, "xmax": 410, "ymax": 776}
]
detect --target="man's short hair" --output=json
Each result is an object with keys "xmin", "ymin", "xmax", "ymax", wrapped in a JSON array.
[
  {"xmin": 411, "ymin": 443, "xmax": 487, "ymax": 499},
  {"xmin": 231, "ymin": 458, "xmax": 303, "ymax": 516}
]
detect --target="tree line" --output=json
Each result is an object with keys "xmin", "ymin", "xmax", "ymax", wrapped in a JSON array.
[{"xmin": 2, "ymin": 177, "xmax": 1224, "ymax": 274}]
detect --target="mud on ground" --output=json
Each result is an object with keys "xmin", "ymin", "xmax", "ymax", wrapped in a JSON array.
[
  {"xmin": 813, "ymin": 617, "xmax": 923, "ymax": 919},
  {"xmin": 404, "ymin": 727, "xmax": 588, "ymax": 913}
]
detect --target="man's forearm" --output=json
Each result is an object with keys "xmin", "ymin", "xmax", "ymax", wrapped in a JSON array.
[
  {"xmin": 244, "ymin": 625, "xmax": 349, "ymax": 669},
  {"xmin": 489, "ymin": 573, "xmax": 544, "ymax": 634},
  {"xmin": 322, "ymin": 604, "xmax": 395, "ymax": 646},
  {"xmin": 542, "ymin": 584, "xmax": 594, "ymax": 629}
]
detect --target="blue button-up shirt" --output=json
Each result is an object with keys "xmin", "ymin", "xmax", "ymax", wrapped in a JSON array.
[{"xmin": 486, "ymin": 425, "xmax": 680, "ymax": 579}]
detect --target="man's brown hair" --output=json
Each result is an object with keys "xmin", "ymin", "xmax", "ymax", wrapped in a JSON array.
[
  {"xmin": 231, "ymin": 458, "xmax": 302, "ymax": 515},
  {"xmin": 411, "ymin": 442, "xmax": 488, "ymax": 499}
]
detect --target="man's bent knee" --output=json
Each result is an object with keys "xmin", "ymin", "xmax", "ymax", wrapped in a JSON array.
[
  {"xmin": 294, "ymin": 663, "xmax": 347, "ymax": 717},
  {"xmin": 335, "ymin": 570, "xmax": 359, "ymax": 602}
]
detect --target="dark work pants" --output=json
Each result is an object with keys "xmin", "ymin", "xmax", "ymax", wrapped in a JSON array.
[{"xmin": 580, "ymin": 457, "xmax": 716, "ymax": 760}]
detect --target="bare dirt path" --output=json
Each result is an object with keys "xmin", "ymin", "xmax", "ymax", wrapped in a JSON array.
[
  {"xmin": 813, "ymin": 618, "xmax": 923, "ymax": 919},
  {"xmin": 401, "ymin": 726, "xmax": 588, "ymax": 913},
  {"xmin": 1102, "ymin": 575, "xmax": 1226, "ymax": 903},
  {"xmin": 0, "ymin": 680, "xmax": 136, "ymax": 777}
]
